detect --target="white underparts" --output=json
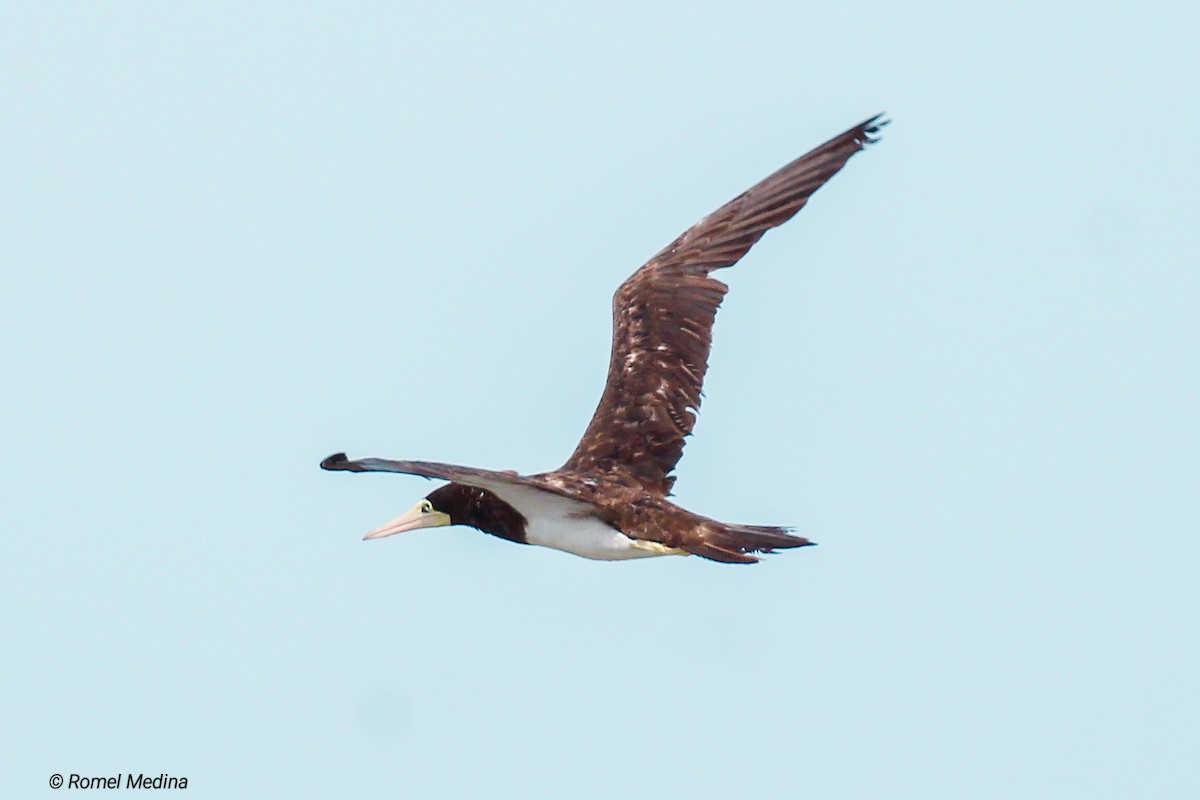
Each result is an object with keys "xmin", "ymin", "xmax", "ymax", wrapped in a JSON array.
[
  {"xmin": 525, "ymin": 513, "xmax": 686, "ymax": 560},
  {"xmin": 466, "ymin": 479, "xmax": 686, "ymax": 561}
]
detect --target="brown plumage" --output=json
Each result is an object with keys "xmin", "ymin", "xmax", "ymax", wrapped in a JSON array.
[
  {"xmin": 425, "ymin": 484, "xmax": 529, "ymax": 545},
  {"xmin": 322, "ymin": 115, "xmax": 886, "ymax": 563},
  {"xmin": 565, "ymin": 115, "xmax": 887, "ymax": 496}
]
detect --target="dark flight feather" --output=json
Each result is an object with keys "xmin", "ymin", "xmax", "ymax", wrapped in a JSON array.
[{"xmin": 561, "ymin": 115, "xmax": 887, "ymax": 495}]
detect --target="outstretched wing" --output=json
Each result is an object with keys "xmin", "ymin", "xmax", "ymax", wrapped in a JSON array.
[
  {"xmin": 319, "ymin": 452, "xmax": 597, "ymax": 512},
  {"xmin": 561, "ymin": 115, "xmax": 887, "ymax": 495}
]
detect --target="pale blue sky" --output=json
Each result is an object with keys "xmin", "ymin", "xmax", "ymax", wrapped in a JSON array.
[{"xmin": 3, "ymin": 2, "xmax": 1197, "ymax": 797}]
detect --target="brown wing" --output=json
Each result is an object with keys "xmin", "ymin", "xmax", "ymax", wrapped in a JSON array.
[
  {"xmin": 561, "ymin": 115, "xmax": 887, "ymax": 495},
  {"xmin": 320, "ymin": 452, "xmax": 594, "ymax": 506}
]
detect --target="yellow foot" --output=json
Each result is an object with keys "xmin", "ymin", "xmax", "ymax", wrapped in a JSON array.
[{"xmin": 631, "ymin": 539, "xmax": 690, "ymax": 556}]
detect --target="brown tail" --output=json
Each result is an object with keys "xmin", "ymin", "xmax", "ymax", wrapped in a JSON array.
[{"xmin": 688, "ymin": 523, "xmax": 814, "ymax": 564}]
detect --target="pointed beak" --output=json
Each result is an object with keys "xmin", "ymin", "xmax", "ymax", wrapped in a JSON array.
[{"xmin": 363, "ymin": 503, "xmax": 451, "ymax": 540}]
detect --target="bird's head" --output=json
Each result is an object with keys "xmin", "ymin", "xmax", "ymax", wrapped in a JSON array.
[
  {"xmin": 362, "ymin": 483, "xmax": 528, "ymax": 543},
  {"xmin": 362, "ymin": 483, "xmax": 486, "ymax": 540}
]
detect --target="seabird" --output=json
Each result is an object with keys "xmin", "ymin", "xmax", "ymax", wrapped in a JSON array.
[{"xmin": 322, "ymin": 115, "xmax": 886, "ymax": 563}]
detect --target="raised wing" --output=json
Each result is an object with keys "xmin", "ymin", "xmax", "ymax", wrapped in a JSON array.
[{"xmin": 561, "ymin": 115, "xmax": 887, "ymax": 495}]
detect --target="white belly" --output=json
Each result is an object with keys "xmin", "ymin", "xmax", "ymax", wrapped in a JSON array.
[
  {"xmin": 458, "ymin": 475, "xmax": 685, "ymax": 561},
  {"xmin": 525, "ymin": 513, "xmax": 664, "ymax": 560}
]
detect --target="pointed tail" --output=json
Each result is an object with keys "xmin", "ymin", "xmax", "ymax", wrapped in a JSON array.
[{"xmin": 687, "ymin": 523, "xmax": 814, "ymax": 564}]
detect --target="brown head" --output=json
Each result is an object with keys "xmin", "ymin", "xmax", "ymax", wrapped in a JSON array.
[{"xmin": 363, "ymin": 483, "xmax": 529, "ymax": 545}]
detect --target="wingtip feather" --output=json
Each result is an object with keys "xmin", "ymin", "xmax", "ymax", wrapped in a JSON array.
[
  {"xmin": 320, "ymin": 452, "xmax": 360, "ymax": 471},
  {"xmin": 860, "ymin": 113, "xmax": 890, "ymax": 145}
]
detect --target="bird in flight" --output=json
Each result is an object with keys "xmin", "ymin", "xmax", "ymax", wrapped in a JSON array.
[{"xmin": 323, "ymin": 114, "xmax": 886, "ymax": 563}]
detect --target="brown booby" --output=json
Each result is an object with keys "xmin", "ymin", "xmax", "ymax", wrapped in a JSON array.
[{"xmin": 322, "ymin": 115, "xmax": 886, "ymax": 563}]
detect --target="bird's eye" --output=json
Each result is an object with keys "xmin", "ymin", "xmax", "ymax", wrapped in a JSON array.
[{"xmin": 421, "ymin": 501, "xmax": 433, "ymax": 513}]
